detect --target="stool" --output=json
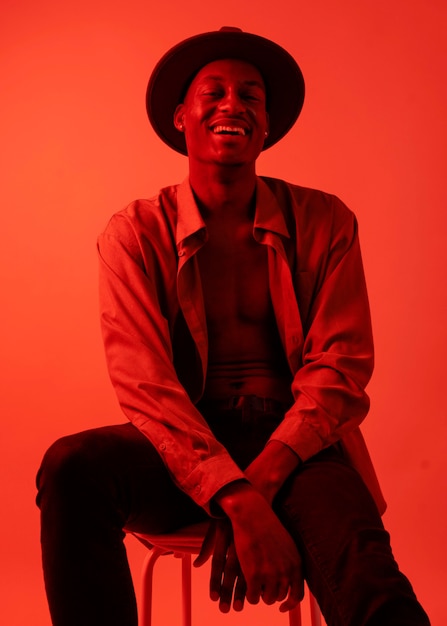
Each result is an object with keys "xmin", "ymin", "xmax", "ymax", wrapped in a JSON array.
[{"xmin": 130, "ymin": 521, "xmax": 322, "ymax": 626}]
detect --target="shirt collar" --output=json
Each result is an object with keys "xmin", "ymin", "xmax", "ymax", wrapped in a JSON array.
[
  {"xmin": 175, "ymin": 175, "xmax": 291, "ymax": 246},
  {"xmin": 176, "ymin": 177, "xmax": 206, "ymax": 246},
  {"xmin": 254, "ymin": 177, "xmax": 290, "ymax": 238}
]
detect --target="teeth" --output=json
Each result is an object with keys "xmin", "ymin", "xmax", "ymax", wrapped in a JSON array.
[{"xmin": 212, "ymin": 125, "xmax": 246, "ymax": 136}]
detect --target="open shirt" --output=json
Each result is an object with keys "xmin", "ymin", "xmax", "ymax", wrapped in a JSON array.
[{"xmin": 97, "ymin": 176, "xmax": 386, "ymax": 515}]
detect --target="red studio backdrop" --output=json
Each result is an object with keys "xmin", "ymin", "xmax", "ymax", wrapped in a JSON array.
[{"xmin": 1, "ymin": 1, "xmax": 446, "ymax": 625}]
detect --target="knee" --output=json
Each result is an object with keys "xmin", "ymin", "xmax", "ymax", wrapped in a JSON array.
[{"xmin": 36, "ymin": 432, "xmax": 98, "ymax": 507}]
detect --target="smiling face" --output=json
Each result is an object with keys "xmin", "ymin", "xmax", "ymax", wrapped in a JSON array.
[{"xmin": 174, "ymin": 59, "xmax": 269, "ymax": 168}]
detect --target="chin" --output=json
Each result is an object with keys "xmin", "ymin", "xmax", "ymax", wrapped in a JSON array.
[
  {"xmin": 214, "ymin": 157, "xmax": 251, "ymax": 168},
  {"xmin": 213, "ymin": 149, "xmax": 261, "ymax": 167}
]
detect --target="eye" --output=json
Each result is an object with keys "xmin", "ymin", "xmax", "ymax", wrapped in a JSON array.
[
  {"xmin": 200, "ymin": 88, "xmax": 223, "ymax": 98},
  {"xmin": 241, "ymin": 91, "xmax": 264, "ymax": 103}
]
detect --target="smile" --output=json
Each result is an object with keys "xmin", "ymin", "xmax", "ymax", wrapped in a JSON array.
[{"xmin": 211, "ymin": 125, "xmax": 247, "ymax": 136}]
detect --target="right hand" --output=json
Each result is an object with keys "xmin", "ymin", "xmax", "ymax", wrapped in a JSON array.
[
  {"xmin": 230, "ymin": 489, "xmax": 304, "ymax": 611},
  {"xmin": 197, "ymin": 483, "xmax": 304, "ymax": 612}
]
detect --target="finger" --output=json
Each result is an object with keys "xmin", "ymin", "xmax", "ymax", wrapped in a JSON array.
[
  {"xmin": 260, "ymin": 573, "xmax": 294, "ymax": 606},
  {"xmin": 193, "ymin": 522, "xmax": 216, "ymax": 568},
  {"xmin": 233, "ymin": 572, "xmax": 247, "ymax": 612},
  {"xmin": 245, "ymin": 574, "xmax": 262, "ymax": 606},
  {"xmin": 276, "ymin": 578, "xmax": 290, "ymax": 603},
  {"xmin": 260, "ymin": 582, "xmax": 280, "ymax": 606},
  {"xmin": 209, "ymin": 545, "xmax": 226, "ymax": 601},
  {"xmin": 209, "ymin": 524, "xmax": 232, "ymax": 602},
  {"xmin": 218, "ymin": 548, "xmax": 239, "ymax": 613},
  {"xmin": 279, "ymin": 577, "xmax": 304, "ymax": 613}
]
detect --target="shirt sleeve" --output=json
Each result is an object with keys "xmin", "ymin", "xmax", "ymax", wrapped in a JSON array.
[
  {"xmin": 269, "ymin": 197, "xmax": 375, "ymax": 462},
  {"xmin": 97, "ymin": 211, "xmax": 245, "ymax": 512}
]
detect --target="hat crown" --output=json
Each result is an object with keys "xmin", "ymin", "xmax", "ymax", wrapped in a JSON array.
[{"xmin": 218, "ymin": 26, "xmax": 243, "ymax": 32}]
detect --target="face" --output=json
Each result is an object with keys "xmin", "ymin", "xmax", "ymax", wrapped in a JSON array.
[{"xmin": 174, "ymin": 59, "xmax": 269, "ymax": 167}]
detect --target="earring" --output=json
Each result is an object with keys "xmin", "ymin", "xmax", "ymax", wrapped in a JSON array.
[
  {"xmin": 178, "ymin": 123, "xmax": 184, "ymax": 132},
  {"xmin": 264, "ymin": 131, "xmax": 269, "ymax": 137}
]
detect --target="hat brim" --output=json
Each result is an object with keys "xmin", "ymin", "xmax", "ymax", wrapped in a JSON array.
[{"xmin": 146, "ymin": 28, "xmax": 305, "ymax": 155}]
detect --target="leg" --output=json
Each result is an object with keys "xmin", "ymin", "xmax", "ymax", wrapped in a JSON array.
[
  {"xmin": 36, "ymin": 423, "xmax": 206, "ymax": 626},
  {"xmin": 275, "ymin": 447, "xmax": 431, "ymax": 626},
  {"xmin": 139, "ymin": 547, "xmax": 166, "ymax": 626},
  {"xmin": 181, "ymin": 553, "xmax": 192, "ymax": 626}
]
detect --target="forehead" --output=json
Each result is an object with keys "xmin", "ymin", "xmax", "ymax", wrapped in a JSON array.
[{"xmin": 185, "ymin": 58, "xmax": 266, "ymax": 93}]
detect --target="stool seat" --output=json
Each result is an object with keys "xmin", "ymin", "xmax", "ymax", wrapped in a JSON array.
[
  {"xmin": 133, "ymin": 521, "xmax": 209, "ymax": 554},
  {"xmin": 130, "ymin": 522, "xmax": 322, "ymax": 626}
]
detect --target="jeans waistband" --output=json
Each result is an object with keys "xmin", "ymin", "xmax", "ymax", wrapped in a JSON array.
[{"xmin": 197, "ymin": 394, "xmax": 289, "ymax": 415}]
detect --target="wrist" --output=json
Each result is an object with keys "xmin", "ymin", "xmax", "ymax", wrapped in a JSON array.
[
  {"xmin": 213, "ymin": 480, "xmax": 265, "ymax": 519},
  {"xmin": 245, "ymin": 441, "xmax": 300, "ymax": 500}
]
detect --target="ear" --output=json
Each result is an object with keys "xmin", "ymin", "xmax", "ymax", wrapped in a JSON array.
[
  {"xmin": 173, "ymin": 104, "xmax": 185, "ymax": 132},
  {"xmin": 264, "ymin": 112, "xmax": 270, "ymax": 138}
]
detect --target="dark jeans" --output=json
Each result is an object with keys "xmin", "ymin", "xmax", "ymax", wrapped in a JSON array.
[{"xmin": 36, "ymin": 401, "xmax": 430, "ymax": 626}]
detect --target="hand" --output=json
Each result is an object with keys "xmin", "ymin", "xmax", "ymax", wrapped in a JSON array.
[
  {"xmin": 200, "ymin": 482, "xmax": 304, "ymax": 613},
  {"xmin": 194, "ymin": 519, "xmax": 247, "ymax": 613},
  {"xmin": 230, "ymin": 492, "xmax": 304, "ymax": 612}
]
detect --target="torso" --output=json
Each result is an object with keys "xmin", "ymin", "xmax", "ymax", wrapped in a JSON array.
[{"xmin": 197, "ymin": 213, "xmax": 293, "ymax": 405}]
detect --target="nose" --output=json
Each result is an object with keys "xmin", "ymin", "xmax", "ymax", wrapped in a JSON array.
[{"xmin": 218, "ymin": 88, "xmax": 245, "ymax": 113}]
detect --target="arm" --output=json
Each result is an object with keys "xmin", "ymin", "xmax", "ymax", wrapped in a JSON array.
[
  {"xmin": 195, "ymin": 443, "xmax": 303, "ymax": 613},
  {"xmin": 99, "ymin": 208, "xmax": 302, "ymax": 610},
  {"xmin": 97, "ymin": 207, "xmax": 246, "ymax": 511},
  {"xmin": 270, "ymin": 195, "xmax": 374, "ymax": 462},
  {"xmin": 208, "ymin": 479, "xmax": 304, "ymax": 613},
  {"xmin": 244, "ymin": 440, "xmax": 300, "ymax": 504},
  {"xmin": 197, "ymin": 194, "xmax": 374, "ymax": 611}
]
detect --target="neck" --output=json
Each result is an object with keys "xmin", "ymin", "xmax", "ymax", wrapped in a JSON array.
[{"xmin": 188, "ymin": 160, "xmax": 257, "ymax": 219}]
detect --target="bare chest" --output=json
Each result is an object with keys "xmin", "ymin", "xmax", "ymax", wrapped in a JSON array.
[
  {"xmin": 196, "ymin": 222, "xmax": 271, "ymax": 324},
  {"xmin": 195, "ymin": 218, "xmax": 292, "ymax": 400}
]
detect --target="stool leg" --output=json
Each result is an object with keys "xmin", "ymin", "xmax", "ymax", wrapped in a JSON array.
[
  {"xmin": 181, "ymin": 554, "xmax": 192, "ymax": 626},
  {"xmin": 288, "ymin": 603, "xmax": 302, "ymax": 626},
  {"xmin": 139, "ymin": 547, "xmax": 165, "ymax": 626}
]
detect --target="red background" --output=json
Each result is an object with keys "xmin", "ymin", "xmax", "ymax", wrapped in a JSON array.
[{"xmin": 1, "ymin": 1, "xmax": 446, "ymax": 624}]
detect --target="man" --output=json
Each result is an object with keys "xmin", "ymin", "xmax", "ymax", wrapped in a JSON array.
[{"xmin": 37, "ymin": 27, "xmax": 430, "ymax": 625}]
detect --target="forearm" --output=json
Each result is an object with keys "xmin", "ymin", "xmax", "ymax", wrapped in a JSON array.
[
  {"xmin": 210, "ymin": 463, "xmax": 304, "ymax": 612},
  {"xmin": 244, "ymin": 441, "xmax": 301, "ymax": 504},
  {"xmin": 213, "ymin": 441, "xmax": 300, "ymax": 517},
  {"xmin": 272, "ymin": 210, "xmax": 374, "ymax": 463}
]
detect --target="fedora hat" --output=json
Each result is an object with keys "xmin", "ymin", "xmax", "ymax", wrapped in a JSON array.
[{"xmin": 146, "ymin": 26, "xmax": 305, "ymax": 154}]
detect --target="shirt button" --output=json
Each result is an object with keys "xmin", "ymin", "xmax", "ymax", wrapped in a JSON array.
[
  {"xmin": 194, "ymin": 485, "xmax": 201, "ymax": 494},
  {"xmin": 178, "ymin": 250, "xmax": 185, "ymax": 257},
  {"xmin": 159, "ymin": 443, "xmax": 167, "ymax": 451}
]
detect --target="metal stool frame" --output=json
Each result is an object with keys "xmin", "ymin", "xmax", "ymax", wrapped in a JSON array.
[{"xmin": 131, "ymin": 522, "xmax": 322, "ymax": 626}]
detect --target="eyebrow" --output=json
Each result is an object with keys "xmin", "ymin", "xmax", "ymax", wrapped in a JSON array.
[{"xmin": 198, "ymin": 74, "xmax": 265, "ymax": 89}]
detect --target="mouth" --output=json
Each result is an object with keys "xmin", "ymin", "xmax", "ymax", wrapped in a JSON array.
[{"xmin": 210, "ymin": 124, "xmax": 248, "ymax": 136}]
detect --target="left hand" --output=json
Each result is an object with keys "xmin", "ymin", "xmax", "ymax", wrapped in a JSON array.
[
  {"xmin": 194, "ymin": 518, "xmax": 247, "ymax": 612},
  {"xmin": 194, "ymin": 442, "xmax": 302, "ymax": 613}
]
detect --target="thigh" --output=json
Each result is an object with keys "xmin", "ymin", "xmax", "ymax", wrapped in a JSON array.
[
  {"xmin": 274, "ymin": 447, "xmax": 398, "ymax": 625},
  {"xmin": 37, "ymin": 422, "xmax": 208, "ymax": 534}
]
